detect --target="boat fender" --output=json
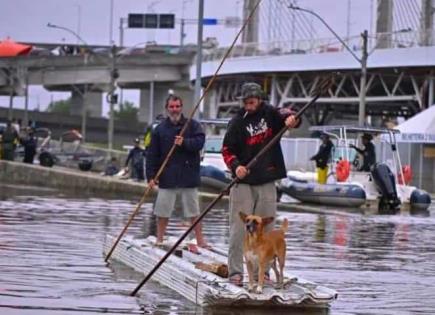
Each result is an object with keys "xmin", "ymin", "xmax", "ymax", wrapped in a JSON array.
[
  {"xmin": 410, "ymin": 189, "xmax": 431, "ymax": 211},
  {"xmin": 336, "ymin": 160, "xmax": 350, "ymax": 182},
  {"xmin": 398, "ymin": 165, "xmax": 412, "ymax": 185}
]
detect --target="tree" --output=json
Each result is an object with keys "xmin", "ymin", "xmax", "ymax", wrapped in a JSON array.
[
  {"xmin": 114, "ymin": 101, "xmax": 139, "ymax": 122},
  {"xmin": 46, "ymin": 97, "xmax": 72, "ymax": 114}
]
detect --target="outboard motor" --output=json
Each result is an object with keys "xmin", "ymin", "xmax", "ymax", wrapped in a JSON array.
[{"xmin": 370, "ymin": 163, "xmax": 401, "ymax": 214}]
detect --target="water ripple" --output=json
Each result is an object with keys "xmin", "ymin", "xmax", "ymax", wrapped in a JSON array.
[{"xmin": 0, "ymin": 189, "xmax": 434, "ymax": 314}]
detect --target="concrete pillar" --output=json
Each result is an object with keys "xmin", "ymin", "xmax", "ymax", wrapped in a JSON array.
[
  {"xmin": 138, "ymin": 84, "xmax": 162, "ymax": 123},
  {"xmin": 420, "ymin": 0, "xmax": 434, "ymax": 46},
  {"xmin": 203, "ymin": 88, "xmax": 218, "ymax": 119},
  {"xmin": 376, "ymin": 0, "xmax": 393, "ymax": 48},
  {"xmin": 139, "ymin": 85, "xmax": 194, "ymax": 124},
  {"xmin": 242, "ymin": 0, "xmax": 260, "ymax": 43},
  {"xmin": 70, "ymin": 89, "xmax": 102, "ymax": 117}
]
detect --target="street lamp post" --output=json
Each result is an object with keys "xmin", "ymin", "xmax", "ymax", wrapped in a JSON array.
[
  {"xmin": 47, "ymin": 23, "xmax": 120, "ymax": 148},
  {"xmin": 359, "ymin": 30, "xmax": 368, "ymax": 126},
  {"xmin": 8, "ymin": 68, "xmax": 14, "ymax": 121},
  {"xmin": 107, "ymin": 45, "xmax": 119, "ymax": 151},
  {"xmin": 180, "ymin": 18, "xmax": 186, "ymax": 47},
  {"xmin": 47, "ymin": 23, "xmax": 90, "ymax": 140},
  {"xmin": 289, "ymin": 5, "xmax": 368, "ymax": 126},
  {"xmin": 47, "ymin": 23, "xmax": 88, "ymax": 49},
  {"xmin": 109, "ymin": 0, "xmax": 114, "ymax": 44},
  {"xmin": 194, "ymin": 0, "xmax": 205, "ymax": 117},
  {"xmin": 119, "ymin": 17, "xmax": 127, "ymax": 47}
]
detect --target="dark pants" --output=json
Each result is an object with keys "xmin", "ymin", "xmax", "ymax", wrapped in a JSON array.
[
  {"xmin": 2, "ymin": 143, "xmax": 15, "ymax": 161},
  {"xmin": 23, "ymin": 153, "xmax": 35, "ymax": 164},
  {"xmin": 132, "ymin": 165, "xmax": 145, "ymax": 181}
]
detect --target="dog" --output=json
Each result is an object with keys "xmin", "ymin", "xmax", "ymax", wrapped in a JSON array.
[{"xmin": 239, "ymin": 212, "xmax": 288, "ymax": 294}]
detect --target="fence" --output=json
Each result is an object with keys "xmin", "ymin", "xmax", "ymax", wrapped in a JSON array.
[{"xmin": 201, "ymin": 30, "xmax": 435, "ymax": 63}]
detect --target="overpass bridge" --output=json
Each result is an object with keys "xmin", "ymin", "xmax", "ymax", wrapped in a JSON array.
[{"xmin": 0, "ymin": 45, "xmax": 195, "ymax": 124}]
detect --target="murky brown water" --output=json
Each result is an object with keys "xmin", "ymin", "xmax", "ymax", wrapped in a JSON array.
[{"xmin": 0, "ymin": 183, "xmax": 434, "ymax": 314}]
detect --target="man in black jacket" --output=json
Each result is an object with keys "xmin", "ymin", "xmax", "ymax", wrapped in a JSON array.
[
  {"xmin": 350, "ymin": 133, "xmax": 376, "ymax": 172},
  {"xmin": 310, "ymin": 133, "xmax": 334, "ymax": 184},
  {"xmin": 1, "ymin": 121, "xmax": 18, "ymax": 161},
  {"xmin": 125, "ymin": 138, "xmax": 146, "ymax": 181},
  {"xmin": 146, "ymin": 95, "xmax": 208, "ymax": 248},
  {"xmin": 21, "ymin": 128, "xmax": 37, "ymax": 164},
  {"xmin": 222, "ymin": 82, "xmax": 300, "ymax": 286}
]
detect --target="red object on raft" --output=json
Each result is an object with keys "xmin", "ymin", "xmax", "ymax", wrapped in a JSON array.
[
  {"xmin": 336, "ymin": 159, "xmax": 350, "ymax": 182},
  {"xmin": 398, "ymin": 165, "xmax": 412, "ymax": 185}
]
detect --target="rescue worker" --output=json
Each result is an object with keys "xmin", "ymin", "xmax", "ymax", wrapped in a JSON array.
[
  {"xmin": 310, "ymin": 133, "xmax": 334, "ymax": 184},
  {"xmin": 350, "ymin": 133, "xmax": 376, "ymax": 172}
]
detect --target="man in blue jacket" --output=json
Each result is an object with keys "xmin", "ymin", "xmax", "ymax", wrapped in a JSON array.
[{"xmin": 146, "ymin": 95, "xmax": 208, "ymax": 248}]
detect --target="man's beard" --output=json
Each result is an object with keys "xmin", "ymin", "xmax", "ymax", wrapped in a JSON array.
[{"xmin": 168, "ymin": 112, "xmax": 182, "ymax": 123}]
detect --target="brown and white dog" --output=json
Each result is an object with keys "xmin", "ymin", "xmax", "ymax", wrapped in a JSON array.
[{"xmin": 239, "ymin": 212, "xmax": 288, "ymax": 294}]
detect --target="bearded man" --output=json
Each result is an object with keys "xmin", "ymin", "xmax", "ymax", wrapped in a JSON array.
[{"xmin": 146, "ymin": 95, "xmax": 208, "ymax": 248}]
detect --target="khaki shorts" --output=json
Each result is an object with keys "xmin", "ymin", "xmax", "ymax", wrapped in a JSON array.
[{"xmin": 154, "ymin": 188, "xmax": 200, "ymax": 218}]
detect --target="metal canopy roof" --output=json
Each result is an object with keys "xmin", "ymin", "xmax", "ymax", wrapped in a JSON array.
[{"xmin": 309, "ymin": 125, "xmax": 400, "ymax": 134}]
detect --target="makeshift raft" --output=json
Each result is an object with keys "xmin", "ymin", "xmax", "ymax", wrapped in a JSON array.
[{"xmin": 104, "ymin": 235, "xmax": 338, "ymax": 308}]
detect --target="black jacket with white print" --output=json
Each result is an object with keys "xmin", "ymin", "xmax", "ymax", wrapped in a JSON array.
[{"xmin": 222, "ymin": 102, "xmax": 300, "ymax": 185}]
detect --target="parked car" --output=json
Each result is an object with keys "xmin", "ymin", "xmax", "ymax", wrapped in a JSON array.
[{"xmin": 200, "ymin": 135, "xmax": 232, "ymax": 190}]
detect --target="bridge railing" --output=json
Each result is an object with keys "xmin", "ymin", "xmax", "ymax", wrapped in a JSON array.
[{"xmin": 202, "ymin": 30, "xmax": 434, "ymax": 63}]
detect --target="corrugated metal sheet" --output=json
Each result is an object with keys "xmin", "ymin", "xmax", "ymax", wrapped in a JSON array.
[{"xmin": 104, "ymin": 235, "xmax": 338, "ymax": 308}]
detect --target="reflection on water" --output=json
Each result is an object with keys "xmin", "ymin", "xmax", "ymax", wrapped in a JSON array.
[{"xmin": 0, "ymin": 185, "xmax": 434, "ymax": 314}]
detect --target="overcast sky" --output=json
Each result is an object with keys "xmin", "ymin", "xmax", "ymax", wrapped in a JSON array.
[{"xmin": 0, "ymin": 0, "xmax": 373, "ymax": 115}]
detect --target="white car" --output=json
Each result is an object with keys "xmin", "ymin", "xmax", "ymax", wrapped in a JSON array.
[{"xmin": 201, "ymin": 136, "xmax": 227, "ymax": 171}]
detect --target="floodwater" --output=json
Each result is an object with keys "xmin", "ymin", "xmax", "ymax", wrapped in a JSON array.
[{"xmin": 0, "ymin": 183, "xmax": 435, "ymax": 315}]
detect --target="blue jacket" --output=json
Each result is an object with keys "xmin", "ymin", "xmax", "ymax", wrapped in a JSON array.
[{"xmin": 146, "ymin": 116, "xmax": 205, "ymax": 189}]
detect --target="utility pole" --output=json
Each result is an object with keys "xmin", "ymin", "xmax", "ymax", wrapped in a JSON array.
[
  {"xmin": 149, "ymin": 81, "xmax": 155, "ymax": 126},
  {"xmin": 8, "ymin": 68, "xmax": 14, "ymax": 121},
  {"xmin": 119, "ymin": 17, "xmax": 126, "ymax": 47},
  {"xmin": 180, "ymin": 18, "xmax": 186, "ymax": 47},
  {"xmin": 358, "ymin": 30, "xmax": 368, "ymax": 126},
  {"xmin": 81, "ymin": 85, "xmax": 88, "ymax": 141},
  {"xmin": 346, "ymin": 0, "xmax": 351, "ymax": 44},
  {"xmin": 194, "ymin": 0, "xmax": 204, "ymax": 114},
  {"xmin": 107, "ymin": 45, "xmax": 119, "ymax": 151},
  {"xmin": 109, "ymin": 0, "xmax": 114, "ymax": 44},
  {"xmin": 24, "ymin": 70, "xmax": 29, "ymax": 128}
]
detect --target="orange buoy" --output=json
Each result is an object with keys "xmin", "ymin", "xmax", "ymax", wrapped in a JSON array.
[{"xmin": 336, "ymin": 159, "xmax": 350, "ymax": 182}]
